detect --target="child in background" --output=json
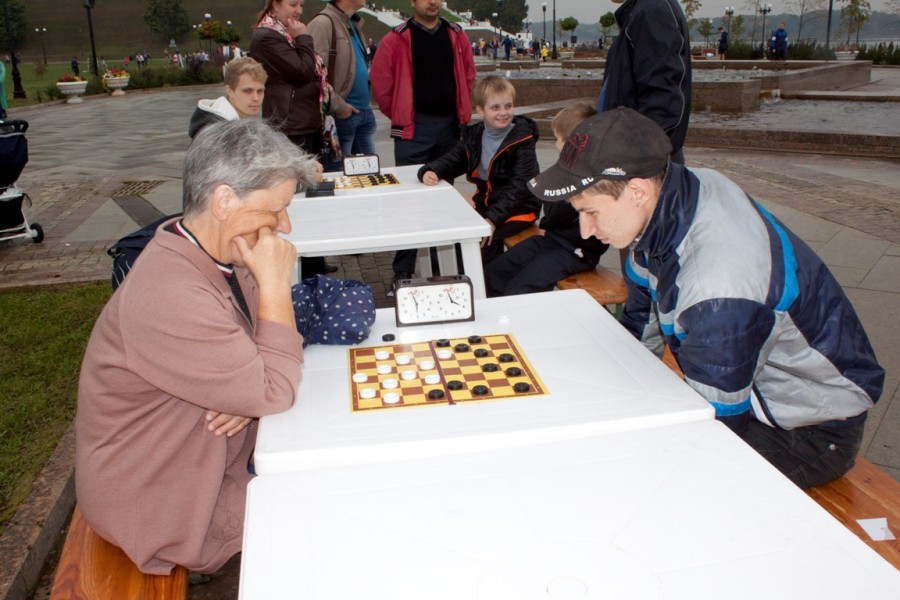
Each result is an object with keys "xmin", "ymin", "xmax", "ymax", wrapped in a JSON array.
[
  {"xmin": 485, "ymin": 102, "xmax": 609, "ymax": 297},
  {"xmin": 418, "ymin": 76, "xmax": 541, "ymax": 265}
]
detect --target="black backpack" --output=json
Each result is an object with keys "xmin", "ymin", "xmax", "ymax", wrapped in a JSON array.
[{"xmin": 107, "ymin": 213, "xmax": 181, "ymax": 290}]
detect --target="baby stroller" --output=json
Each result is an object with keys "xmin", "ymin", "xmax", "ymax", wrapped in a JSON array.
[{"xmin": 0, "ymin": 119, "xmax": 43, "ymax": 244}]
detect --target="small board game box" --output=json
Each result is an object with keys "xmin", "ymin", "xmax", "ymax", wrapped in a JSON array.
[{"xmin": 305, "ymin": 180, "xmax": 335, "ymax": 197}]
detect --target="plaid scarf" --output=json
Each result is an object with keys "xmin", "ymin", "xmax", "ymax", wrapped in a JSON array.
[{"xmin": 257, "ymin": 13, "xmax": 294, "ymax": 44}]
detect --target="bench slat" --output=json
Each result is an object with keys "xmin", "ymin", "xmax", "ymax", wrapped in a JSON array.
[
  {"xmin": 805, "ymin": 457, "xmax": 900, "ymax": 569},
  {"xmin": 50, "ymin": 505, "xmax": 188, "ymax": 600},
  {"xmin": 556, "ymin": 268, "xmax": 628, "ymax": 306}
]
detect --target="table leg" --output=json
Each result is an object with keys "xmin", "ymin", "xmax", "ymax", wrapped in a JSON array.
[
  {"xmin": 458, "ymin": 241, "xmax": 486, "ymax": 299},
  {"xmin": 292, "ymin": 258, "xmax": 301, "ymax": 284},
  {"xmin": 416, "ymin": 248, "xmax": 433, "ymax": 278},
  {"xmin": 435, "ymin": 244, "xmax": 458, "ymax": 276}
]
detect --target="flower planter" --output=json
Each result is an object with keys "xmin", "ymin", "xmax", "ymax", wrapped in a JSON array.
[
  {"xmin": 56, "ymin": 80, "xmax": 88, "ymax": 104},
  {"xmin": 105, "ymin": 76, "xmax": 130, "ymax": 96}
]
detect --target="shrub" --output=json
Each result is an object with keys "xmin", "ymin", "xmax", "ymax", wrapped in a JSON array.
[
  {"xmin": 787, "ymin": 40, "xmax": 835, "ymax": 61},
  {"xmin": 857, "ymin": 43, "xmax": 900, "ymax": 66}
]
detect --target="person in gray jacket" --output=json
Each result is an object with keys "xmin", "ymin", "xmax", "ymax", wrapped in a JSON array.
[{"xmin": 529, "ymin": 108, "xmax": 884, "ymax": 489}]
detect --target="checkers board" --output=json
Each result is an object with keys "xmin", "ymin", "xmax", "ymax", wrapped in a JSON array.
[
  {"xmin": 326, "ymin": 173, "xmax": 400, "ymax": 189},
  {"xmin": 349, "ymin": 334, "xmax": 547, "ymax": 412}
]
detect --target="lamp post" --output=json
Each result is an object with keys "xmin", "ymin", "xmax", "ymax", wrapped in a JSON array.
[
  {"xmin": 542, "ymin": 2, "xmax": 547, "ymax": 44},
  {"xmin": 83, "ymin": 0, "xmax": 99, "ymax": 77},
  {"xmin": 204, "ymin": 13, "xmax": 213, "ymax": 59},
  {"xmin": 35, "ymin": 27, "xmax": 47, "ymax": 65},
  {"xmin": 2, "ymin": 0, "xmax": 25, "ymax": 98},
  {"xmin": 759, "ymin": 4, "xmax": 772, "ymax": 54},
  {"xmin": 551, "ymin": 0, "xmax": 557, "ymax": 59},
  {"xmin": 825, "ymin": 0, "xmax": 834, "ymax": 51},
  {"xmin": 725, "ymin": 7, "xmax": 734, "ymax": 34}
]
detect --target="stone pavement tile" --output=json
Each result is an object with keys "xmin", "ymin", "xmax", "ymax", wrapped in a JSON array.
[
  {"xmin": 816, "ymin": 228, "xmax": 891, "ymax": 270},
  {"xmin": 886, "ymin": 243, "xmax": 900, "ymax": 257},
  {"xmin": 844, "ymin": 287, "xmax": 900, "ymax": 470},
  {"xmin": 63, "ymin": 198, "xmax": 138, "ymax": 244},
  {"xmin": 143, "ymin": 180, "xmax": 185, "ymax": 216},
  {"xmin": 866, "ymin": 381, "xmax": 900, "ymax": 481},
  {"xmin": 757, "ymin": 200, "xmax": 842, "ymax": 252},
  {"xmin": 859, "ymin": 255, "xmax": 900, "ymax": 293}
]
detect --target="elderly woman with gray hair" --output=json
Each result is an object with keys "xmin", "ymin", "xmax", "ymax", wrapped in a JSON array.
[{"xmin": 75, "ymin": 119, "xmax": 318, "ymax": 575}]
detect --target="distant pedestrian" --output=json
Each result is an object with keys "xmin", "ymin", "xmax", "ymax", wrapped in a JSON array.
[
  {"xmin": 717, "ymin": 27, "xmax": 728, "ymax": 61},
  {"xmin": 71, "ymin": 57, "xmax": 80, "ymax": 77},
  {"xmin": 502, "ymin": 35, "xmax": 513, "ymax": 61},
  {"xmin": 772, "ymin": 23, "xmax": 788, "ymax": 60},
  {"xmin": 0, "ymin": 60, "xmax": 7, "ymax": 119}
]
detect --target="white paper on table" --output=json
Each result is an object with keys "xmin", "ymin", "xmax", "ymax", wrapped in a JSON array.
[{"xmin": 857, "ymin": 518, "xmax": 896, "ymax": 541}]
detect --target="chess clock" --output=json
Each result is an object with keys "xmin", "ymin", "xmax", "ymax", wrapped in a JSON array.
[
  {"xmin": 394, "ymin": 275, "xmax": 475, "ymax": 326},
  {"xmin": 343, "ymin": 153, "xmax": 380, "ymax": 176}
]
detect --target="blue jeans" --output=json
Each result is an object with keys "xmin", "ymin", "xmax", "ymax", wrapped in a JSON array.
[{"xmin": 334, "ymin": 107, "xmax": 377, "ymax": 157}]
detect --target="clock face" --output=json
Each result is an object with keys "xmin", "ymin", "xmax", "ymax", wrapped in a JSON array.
[
  {"xmin": 343, "ymin": 154, "xmax": 380, "ymax": 176},
  {"xmin": 395, "ymin": 276, "xmax": 475, "ymax": 326}
]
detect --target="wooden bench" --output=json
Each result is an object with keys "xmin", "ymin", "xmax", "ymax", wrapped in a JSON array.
[
  {"xmin": 50, "ymin": 505, "xmax": 188, "ymax": 600},
  {"xmin": 806, "ymin": 457, "xmax": 900, "ymax": 569},
  {"xmin": 503, "ymin": 226, "xmax": 628, "ymax": 315}
]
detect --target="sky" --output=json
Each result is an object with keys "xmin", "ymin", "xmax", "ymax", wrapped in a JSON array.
[{"xmin": 525, "ymin": 0, "xmax": 895, "ymax": 23}]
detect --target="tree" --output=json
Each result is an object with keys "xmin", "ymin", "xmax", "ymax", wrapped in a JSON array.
[
  {"xmin": 599, "ymin": 12, "xmax": 616, "ymax": 38},
  {"xmin": 0, "ymin": 0, "xmax": 26, "ymax": 48},
  {"xmin": 681, "ymin": 0, "xmax": 703, "ymax": 20},
  {"xmin": 559, "ymin": 16, "xmax": 579, "ymax": 33},
  {"xmin": 840, "ymin": 0, "xmax": 871, "ymax": 46},
  {"xmin": 732, "ymin": 14, "xmax": 746, "ymax": 41},
  {"xmin": 786, "ymin": 0, "xmax": 827, "ymax": 39},
  {"xmin": 697, "ymin": 18, "xmax": 714, "ymax": 45},
  {"xmin": 144, "ymin": 0, "xmax": 191, "ymax": 43},
  {"xmin": 467, "ymin": 0, "xmax": 526, "ymax": 35}
]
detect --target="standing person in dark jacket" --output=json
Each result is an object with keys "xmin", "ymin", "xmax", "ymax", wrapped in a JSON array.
[
  {"xmin": 485, "ymin": 102, "xmax": 608, "ymax": 297},
  {"xmin": 370, "ymin": 0, "xmax": 476, "ymax": 284},
  {"xmin": 418, "ymin": 76, "xmax": 540, "ymax": 266},
  {"xmin": 717, "ymin": 27, "xmax": 728, "ymax": 61},
  {"xmin": 772, "ymin": 23, "xmax": 788, "ymax": 60},
  {"xmin": 597, "ymin": 0, "xmax": 691, "ymax": 164},
  {"xmin": 250, "ymin": 0, "xmax": 351, "ymax": 275}
]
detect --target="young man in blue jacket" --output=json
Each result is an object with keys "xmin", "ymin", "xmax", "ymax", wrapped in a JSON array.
[{"xmin": 528, "ymin": 108, "xmax": 884, "ymax": 489}]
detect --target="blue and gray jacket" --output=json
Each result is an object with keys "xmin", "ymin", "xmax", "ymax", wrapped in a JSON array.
[{"xmin": 621, "ymin": 163, "xmax": 883, "ymax": 433}]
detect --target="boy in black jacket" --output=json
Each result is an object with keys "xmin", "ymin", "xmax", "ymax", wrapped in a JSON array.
[
  {"xmin": 418, "ymin": 76, "xmax": 540, "ymax": 265},
  {"xmin": 485, "ymin": 103, "xmax": 609, "ymax": 297}
]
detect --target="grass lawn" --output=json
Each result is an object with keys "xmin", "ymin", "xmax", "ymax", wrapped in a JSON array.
[
  {"xmin": 3, "ymin": 58, "xmax": 178, "ymax": 110},
  {"xmin": 0, "ymin": 282, "xmax": 111, "ymax": 532}
]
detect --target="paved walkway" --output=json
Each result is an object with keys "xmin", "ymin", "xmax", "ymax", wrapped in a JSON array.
[{"xmin": 5, "ymin": 73, "xmax": 899, "ymax": 599}]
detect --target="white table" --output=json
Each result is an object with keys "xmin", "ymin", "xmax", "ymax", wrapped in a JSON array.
[
  {"xmin": 253, "ymin": 290, "xmax": 713, "ymax": 475},
  {"xmin": 240, "ymin": 419, "xmax": 900, "ymax": 599},
  {"xmin": 288, "ymin": 165, "xmax": 490, "ymax": 297}
]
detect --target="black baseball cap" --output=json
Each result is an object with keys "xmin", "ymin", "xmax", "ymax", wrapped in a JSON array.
[{"xmin": 528, "ymin": 107, "xmax": 672, "ymax": 202}]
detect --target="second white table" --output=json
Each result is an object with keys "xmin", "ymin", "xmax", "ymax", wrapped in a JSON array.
[{"xmin": 288, "ymin": 165, "xmax": 490, "ymax": 297}]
